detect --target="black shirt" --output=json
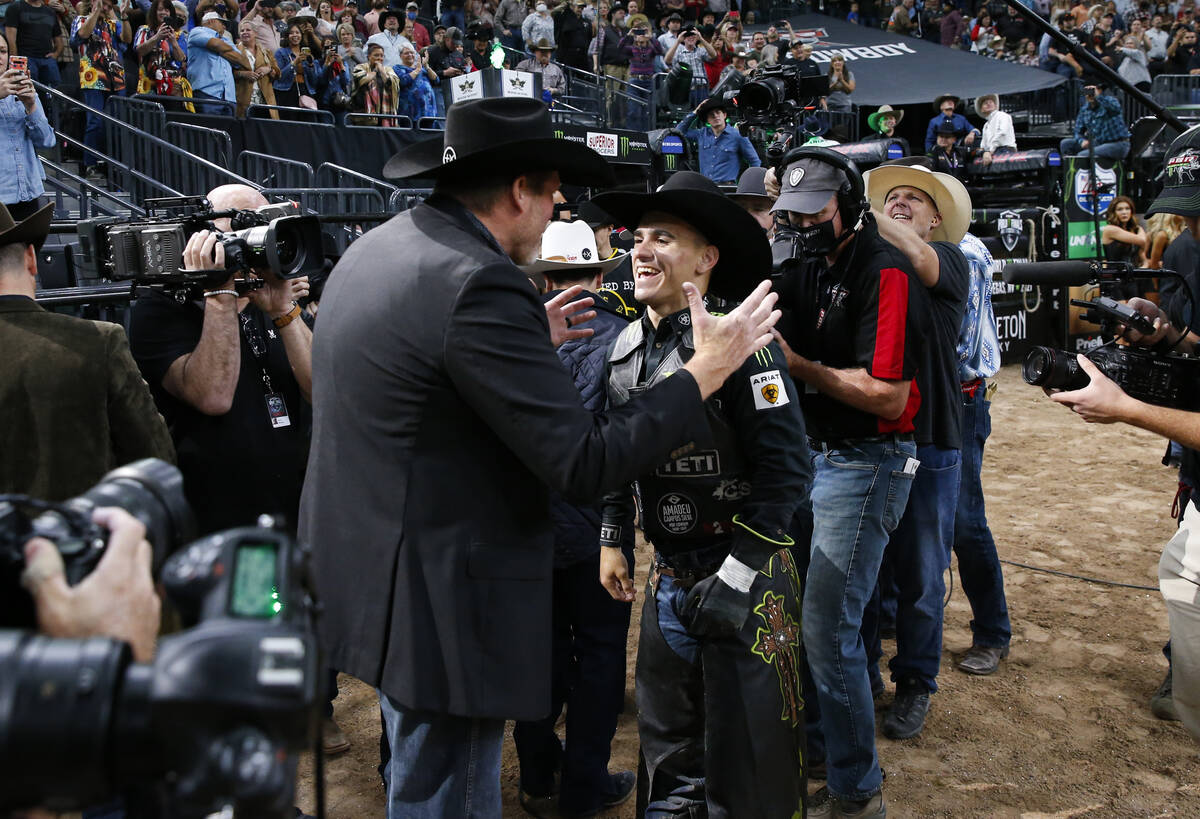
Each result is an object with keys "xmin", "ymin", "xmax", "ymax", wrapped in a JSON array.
[
  {"xmin": 5, "ymin": 1, "xmax": 61, "ymax": 57},
  {"xmin": 785, "ymin": 220, "xmax": 931, "ymax": 442},
  {"xmin": 128, "ymin": 292, "xmax": 310, "ymax": 535},
  {"xmin": 913, "ymin": 242, "xmax": 969, "ymax": 450},
  {"xmin": 1161, "ymin": 229, "xmax": 1200, "ymax": 328}
]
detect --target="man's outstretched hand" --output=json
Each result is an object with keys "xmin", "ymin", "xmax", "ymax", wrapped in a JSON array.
[
  {"xmin": 544, "ymin": 284, "xmax": 596, "ymax": 347},
  {"xmin": 683, "ymin": 279, "xmax": 780, "ymax": 398}
]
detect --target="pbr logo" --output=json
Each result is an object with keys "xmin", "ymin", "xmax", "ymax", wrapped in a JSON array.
[
  {"xmin": 1074, "ymin": 166, "xmax": 1116, "ymax": 215},
  {"xmin": 1167, "ymin": 148, "xmax": 1200, "ymax": 185},
  {"xmin": 997, "ymin": 209, "xmax": 1023, "ymax": 252},
  {"xmin": 508, "ymin": 76, "xmax": 526, "ymax": 91},
  {"xmin": 587, "ymin": 131, "xmax": 618, "ymax": 157}
]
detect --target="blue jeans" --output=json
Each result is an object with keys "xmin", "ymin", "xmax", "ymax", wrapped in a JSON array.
[
  {"xmin": 190, "ymin": 88, "xmax": 231, "ymax": 116},
  {"xmin": 801, "ymin": 438, "xmax": 917, "ymax": 801},
  {"xmin": 81, "ymin": 87, "xmax": 110, "ymax": 168},
  {"xmin": 953, "ymin": 388, "xmax": 1011, "ymax": 648},
  {"xmin": 1059, "ymin": 136, "xmax": 1130, "ymax": 161},
  {"xmin": 441, "ymin": 7, "xmax": 466, "ymax": 29},
  {"xmin": 883, "ymin": 444, "xmax": 961, "ymax": 692},
  {"xmin": 27, "ymin": 55, "xmax": 59, "ymax": 86},
  {"xmin": 377, "ymin": 693, "xmax": 504, "ymax": 818},
  {"xmin": 626, "ymin": 74, "xmax": 653, "ymax": 133}
]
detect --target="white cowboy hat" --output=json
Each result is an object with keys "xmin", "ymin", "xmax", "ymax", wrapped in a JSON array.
[
  {"xmin": 521, "ymin": 220, "xmax": 628, "ymax": 277},
  {"xmin": 863, "ymin": 160, "xmax": 972, "ymax": 244}
]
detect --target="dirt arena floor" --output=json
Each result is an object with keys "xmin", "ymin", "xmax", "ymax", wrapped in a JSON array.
[{"xmin": 297, "ymin": 363, "xmax": 1200, "ymax": 818}]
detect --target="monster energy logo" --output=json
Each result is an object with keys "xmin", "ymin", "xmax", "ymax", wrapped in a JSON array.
[
  {"xmin": 554, "ymin": 129, "xmax": 564, "ymax": 139},
  {"xmin": 754, "ymin": 347, "xmax": 775, "ymax": 367},
  {"xmin": 665, "ymin": 155, "xmax": 676, "ymax": 170},
  {"xmin": 619, "ymin": 135, "xmax": 630, "ymax": 156}
]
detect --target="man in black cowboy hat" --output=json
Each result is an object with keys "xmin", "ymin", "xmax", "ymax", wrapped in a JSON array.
[
  {"xmin": 923, "ymin": 93, "xmax": 979, "ymax": 152},
  {"xmin": 298, "ymin": 98, "xmax": 783, "ymax": 818},
  {"xmin": 681, "ymin": 94, "xmax": 761, "ymax": 184},
  {"xmin": 928, "ymin": 120, "xmax": 967, "ymax": 179},
  {"xmin": 0, "ymin": 200, "xmax": 174, "ymax": 504},
  {"xmin": 593, "ymin": 170, "xmax": 811, "ymax": 818}
]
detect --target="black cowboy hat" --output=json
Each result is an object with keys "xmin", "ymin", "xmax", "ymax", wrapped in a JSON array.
[
  {"xmin": 383, "ymin": 97, "xmax": 614, "ymax": 185},
  {"xmin": 0, "ymin": 201, "xmax": 52, "ymax": 250},
  {"xmin": 590, "ymin": 171, "xmax": 770, "ymax": 301},
  {"xmin": 695, "ymin": 93, "xmax": 732, "ymax": 121},
  {"xmin": 932, "ymin": 92, "xmax": 960, "ymax": 109},
  {"xmin": 378, "ymin": 8, "xmax": 403, "ymax": 27}
]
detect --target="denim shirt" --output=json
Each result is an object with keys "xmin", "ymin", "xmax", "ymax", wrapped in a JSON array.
[
  {"xmin": 0, "ymin": 95, "xmax": 53, "ymax": 204},
  {"xmin": 956, "ymin": 232, "xmax": 1000, "ymax": 382},
  {"xmin": 683, "ymin": 123, "xmax": 761, "ymax": 183}
]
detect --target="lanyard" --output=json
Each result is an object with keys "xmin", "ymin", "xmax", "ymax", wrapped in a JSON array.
[{"xmin": 238, "ymin": 309, "xmax": 276, "ymax": 395}]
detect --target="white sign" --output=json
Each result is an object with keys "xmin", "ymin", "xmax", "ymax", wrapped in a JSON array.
[
  {"xmin": 450, "ymin": 73, "xmax": 482, "ymax": 103},
  {"xmin": 501, "ymin": 69, "xmax": 535, "ymax": 99},
  {"xmin": 586, "ymin": 131, "xmax": 618, "ymax": 157}
]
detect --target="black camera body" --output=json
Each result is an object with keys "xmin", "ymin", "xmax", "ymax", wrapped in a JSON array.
[
  {"xmin": 0, "ymin": 462, "xmax": 320, "ymax": 818},
  {"xmin": 734, "ymin": 63, "xmax": 829, "ymax": 162},
  {"xmin": 76, "ymin": 197, "xmax": 324, "ymax": 293},
  {"xmin": 1023, "ymin": 342, "xmax": 1200, "ymax": 410}
]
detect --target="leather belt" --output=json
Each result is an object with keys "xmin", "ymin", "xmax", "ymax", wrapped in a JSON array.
[{"xmin": 808, "ymin": 432, "xmax": 914, "ymax": 452}]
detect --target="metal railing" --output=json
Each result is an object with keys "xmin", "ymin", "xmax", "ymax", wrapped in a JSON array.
[
  {"xmin": 165, "ymin": 121, "xmax": 233, "ymax": 170},
  {"xmin": 134, "ymin": 92, "xmax": 230, "ymax": 116},
  {"xmin": 238, "ymin": 151, "xmax": 316, "ymax": 189},
  {"xmin": 1150, "ymin": 74, "xmax": 1200, "ymax": 106},
  {"xmin": 247, "ymin": 103, "xmax": 336, "ymax": 123},
  {"xmin": 999, "ymin": 78, "xmax": 1082, "ymax": 127},
  {"xmin": 388, "ymin": 187, "xmax": 432, "ymax": 212},
  {"xmin": 39, "ymin": 81, "xmax": 256, "ymax": 205},
  {"xmin": 316, "ymin": 162, "xmax": 398, "ymax": 204},
  {"xmin": 418, "ymin": 117, "xmax": 446, "ymax": 131},
  {"xmin": 346, "ymin": 113, "xmax": 414, "ymax": 129},
  {"xmin": 105, "ymin": 96, "xmax": 167, "ymax": 137},
  {"xmin": 41, "ymin": 160, "xmax": 146, "ymax": 220}
]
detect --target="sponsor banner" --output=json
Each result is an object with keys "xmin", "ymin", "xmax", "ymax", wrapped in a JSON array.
[
  {"xmin": 500, "ymin": 69, "xmax": 535, "ymax": 98},
  {"xmin": 449, "ymin": 73, "xmax": 482, "ymax": 103},
  {"xmin": 1063, "ymin": 156, "xmax": 1121, "ymax": 259},
  {"xmin": 552, "ymin": 124, "xmax": 652, "ymax": 165}
]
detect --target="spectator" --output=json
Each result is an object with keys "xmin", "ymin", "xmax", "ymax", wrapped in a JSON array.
[
  {"xmin": 187, "ymin": 10, "xmax": 246, "ymax": 113},
  {"xmin": 361, "ymin": 0, "xmax": 384, "ymax": 34},
  {"xmin": 866, "ymin": 102, "xmax": 902, "ymax": 139},
  {"xmin": 658, "ymin": 10, "xmax": 681, "ymax": 54},
  {"xmin": 72, "ymin": 0, "xmax": 131, "ymax": 181},
  {"xmin": 133, "ymin": 0, "xmax": 185, "ymax": 96},
  {"xmin": 366, "ymin": 7, "xmax": 407, "ymax": 65},
  {"xmin": 1167, "ymin": 23, "xmax": 1195, "ymax": 73},
  {"xmin": 234, "ymin": 18, "xmax": 277, "ymax": 117},
  {"xmin": 1018, "ymin": 37, "xmax": 1040, "ymax": 64},
  {"xmin": 975, "ymin": 92, "xmax": 1016, "ymax": 163},
  {"xmin": 294, "ymin": 9, "xmax": 327, "ymax": 51},
  {"xmin": 924, "ymin": 93, "xmax": 979, "ymax": 152},
  {"xmin": 515, "ymin": 37, "xmax": 563, "ymax": 96},
  {"xmin": 315, "ymin": 38, "xmax": 349, "ymax": 120},
  {"xmin": 1079, "ymin": 25, "xmax": 1119, "ymax": 84},
  {"xmin": 554, "ymin": 0, "xmax": 589, "ymax": 71},
  {"xmin": 969, "ymin": 8, "xmax": 996, "ymax": 51},
  {"xmin": 847, "ymin": 0, "xmax": 860, "ymax": 24},
  {"xmin": 825, "ymin": 50, "xmax": 855, "ymax": 112},
  {"xmin": 394, "ymin": 43, "xmax": 435, "ymax": 119},
  {"xmin": 243, "ymin": 0, "xmax": 281, "ymax": 53},
  {"xmin": 1147, "ymin": 13, "xmax": 1169, "ymax": 73},
  {"xmin": 0, "ymin": 202, "xmax": 174, "ymax": 502},
  {"xmin": 440, "ymin": 0, "xmax": 464, "ymax": 30},
  {"xmin": 315, "ymin": 0, "xmax": 335, "ymax": 38},
  {"xmin": 335, "ymin": 5, "xmax": 367, "ymax": 39},
  {"xmin": 464, "ymin": 21, "xmax": 496, "ymax": 70},
  {"xmin": 1118, "ymin": 32, "xmax": 1151, "ymax": 89},
  {"xmin": 1060, "ymin": 83, "xmax": 1130, "ymax": 160},
  {"xmin": 274, "ymin": 21, "xmax": 323, "ymax": 110},
  {"xmin": 891, "ymin": 0, "xmax": 918, "ymax": 36},
  {"xmin": 466, "ymin": 0, "xmax": 492, "ymax": 27},
  {"xmin": 1102, "ymin": 194, "xmax": 1147, "ymax": 272},
  {"xmin": 1143, "ymin": 212, "xmax": 1185, "ymax": 269},
  {"xmin": 1041, "ymin": 11, "xmax": 1084, "ymax": 77},
  {"xmin": 350, "ymin": 40, "xmax": 398, "ymax": 122},
  {"xmin": 594, "ymin": 4, "xmax": 627, "ymax": 125},
  {"xmin": 5, "ymin": 0, "xmax": 64, "ymax": 90},
  {"xmin": 404, "ymin": 1, "xmax": 428, "ymax": 49},
  {"xmin": 429, "ymin": 24, "xmax": 469, "ymax": 80},
  {"xmin": 618, "ymin": 22, "xmax": 658, "ymax": 129},
  {"xmin": 0, "ymin": 43, "xmax": 55, "ymax": 220},
  {"xmin": 928, "ymin": 120, "xmax": 967, "ymax": 177},
  {"xmin": 522, "ymin": 1, "xmax": 553, "ymax": 53},
  {"xmin": 663, "ymin": 23, "xmax": 714, "ymax": 106},
  {"xmin": 940, "ymin": 0, "xmax": 965, "ymax": 47},
  {"xmin": 335, "ymin": 19, "xmax": 363, "ymax": 69},
  {"xmin": 494, "ymin": 0, "xmax": 525, "ymax": 51}
]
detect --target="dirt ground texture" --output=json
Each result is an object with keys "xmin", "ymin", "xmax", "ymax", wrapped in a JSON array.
[{"xmin": 297, "ymin": 364, "xmax": 1200, "ymax": 818}]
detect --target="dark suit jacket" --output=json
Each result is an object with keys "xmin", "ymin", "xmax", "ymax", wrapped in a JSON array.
[
  {"xmin": 299, "ymin": 197, "xmax": 709, "ymax": 720},
  {"xmin": 0, "ymin": 297, "xmax": 175, "ymax": 501}
]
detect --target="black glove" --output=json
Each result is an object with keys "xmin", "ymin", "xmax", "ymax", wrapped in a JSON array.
[{"xmin": 678, "ymin": 572, "xmax": 752, "ymax": 638}]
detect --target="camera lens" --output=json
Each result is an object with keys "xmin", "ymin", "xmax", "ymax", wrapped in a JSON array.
[
  {"xmin": 1022, "ymin": 347, "xmax": 1090, "ymax": 390},
  {"xmin": 75, "ymin": 459, "xmax": 194, "ymax": 560}
]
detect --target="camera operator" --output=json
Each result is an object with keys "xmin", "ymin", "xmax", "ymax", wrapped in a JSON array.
[
  {"xmin": 1047, "ymin": 127, "xmax": 1200, "ymax": 743},
  {"xmin": 0, "ymin": 201, "xmax": 174, "ymax": 502},
  {"xmin": 127, "ymin": 183, "xmax": 312, "ymax": 537}
]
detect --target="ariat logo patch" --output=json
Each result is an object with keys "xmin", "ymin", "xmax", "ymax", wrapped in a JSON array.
[{"xmin": 751, "ymin": 370, "xmax": 790, "ymax": 410}]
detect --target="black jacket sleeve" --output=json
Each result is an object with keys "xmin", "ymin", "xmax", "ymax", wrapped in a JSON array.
[
  {"xmin": 720, "ymin": 340, "xmax": 811, "ymax": 569},
  {"xmin": 443, "ymin": 262, "xmax": 711, "ymax": 504}
]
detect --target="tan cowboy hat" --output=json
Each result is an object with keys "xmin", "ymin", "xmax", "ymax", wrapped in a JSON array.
[
  {"xmin": 974, "ymin": 93, "xmax": 999, "ymax": 119},
  {"xmin": 867, "ymin": 104, "xmax": 903, "ymax": 134},
  {"xmin": 863, "ymin": 160, "xmax": 972, "ymax": 244}
]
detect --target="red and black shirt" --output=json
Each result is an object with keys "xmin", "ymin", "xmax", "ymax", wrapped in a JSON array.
[{"xmin": 788, "ymin": 220, "xmax": 931, "ymax": 443}]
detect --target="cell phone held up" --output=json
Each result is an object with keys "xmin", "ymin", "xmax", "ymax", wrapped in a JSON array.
[{"xmin": 9, "ymin": 56, "xmax": 28, "ymax": 77}]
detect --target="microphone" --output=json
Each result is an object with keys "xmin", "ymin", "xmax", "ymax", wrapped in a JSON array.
[{"xmin": 1001, "ymin": 260, "xmax": 1108, "ymax": 286}]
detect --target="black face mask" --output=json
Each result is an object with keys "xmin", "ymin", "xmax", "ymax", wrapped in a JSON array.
[{"xmin": 795, "ymin": 217, "xmax": 841, "ymax": 257}]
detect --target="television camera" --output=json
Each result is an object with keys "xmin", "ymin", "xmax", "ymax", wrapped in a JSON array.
[
  {"xmin": 733, "ymin": 63, "xmax": 830, "ymax": 163},
  {"xmin": 0, "ymin": 460, "xmax": 322, "ymax": 818},
  {"xmin": 75, "ymin": 196, "xmax": 325, "ymax": 298}
]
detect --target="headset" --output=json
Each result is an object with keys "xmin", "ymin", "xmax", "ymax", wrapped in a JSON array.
[{"xmin": 774, "ymin": 145, "xmax": 869, "ymax": 231}]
